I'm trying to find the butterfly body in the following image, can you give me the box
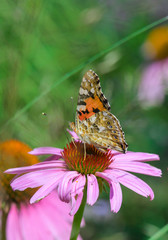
[70,70,128,153]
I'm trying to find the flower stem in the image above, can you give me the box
[1,208,8,240]
[70,187,87,240]
[148,224,168,240]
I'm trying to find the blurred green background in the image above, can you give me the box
[0,0,168,239]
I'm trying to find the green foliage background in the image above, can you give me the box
[0,0,168,239]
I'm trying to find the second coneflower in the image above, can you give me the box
[139,25,168,107]
[5,131,161,239]
[1,139,82,240]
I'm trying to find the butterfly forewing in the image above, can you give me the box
[77,70,111,121]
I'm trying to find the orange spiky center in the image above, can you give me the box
[62,141,112,175]
[0,140,38,207]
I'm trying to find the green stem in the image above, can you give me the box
[1,208,8,240]
[70,187,87,240]
[148,224,168,240]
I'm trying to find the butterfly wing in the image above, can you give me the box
[76,69,111,121]
[84,111,128,153]
[70,69,128,153]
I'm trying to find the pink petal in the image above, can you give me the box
[5,160,66,175]
[19,204,52,240]
[109,181,122,213]
[138,62,165,106]
[29,147,63,156]
[70,174,86,215]
[97,171,123,213]
[113,151,160,162]
[36,192,73,239]
[11,169,65,191]
[6,204,22,240]
[105,169,154,200]
[57,171,80,203]
[110,161,162,176]
[87,174,99,206]
[108,150,122,157]
[71,175,86,196]
[67,129,79,140]
[30,172,65,203]
[96,172,117,183]
[7,191,83,240]
[19,204,40,240]
[44,155,61,161]
[70,192,84,216]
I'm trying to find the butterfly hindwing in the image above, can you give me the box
[77,111,127,153]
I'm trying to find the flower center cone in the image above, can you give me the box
[62,141,112,175]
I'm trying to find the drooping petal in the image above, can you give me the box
[105,169,154,200]
[110,161,162,176]
[57,171,80,203]
[113,151,160,162]
[70,192,84,216]
[98,171,123,213]
[71,174,86,197]
[29,147,63,156]
[70,174,86,215]
[5,160,66,175]
[6,204,22,240]
[109,181,122,213]
[87,174,99,206]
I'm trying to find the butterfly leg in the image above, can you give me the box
[71,137,77,148]
[83,142,86,161]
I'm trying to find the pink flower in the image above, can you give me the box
[138,59,168,107]
[1,140,82,240]
[5,135,162,216]
[139,26,168,107]
[6,192,82,240]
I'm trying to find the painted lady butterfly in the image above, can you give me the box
[70,69,128,153]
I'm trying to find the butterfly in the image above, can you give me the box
[70,69,128,153]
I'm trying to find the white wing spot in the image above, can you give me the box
[79,88,88,95]
[98,126,106,132]
[90,88,95,93]
[89,115,97,123]
[87,72,94,79]
[77,105,85,111]
[103,112,108,116]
